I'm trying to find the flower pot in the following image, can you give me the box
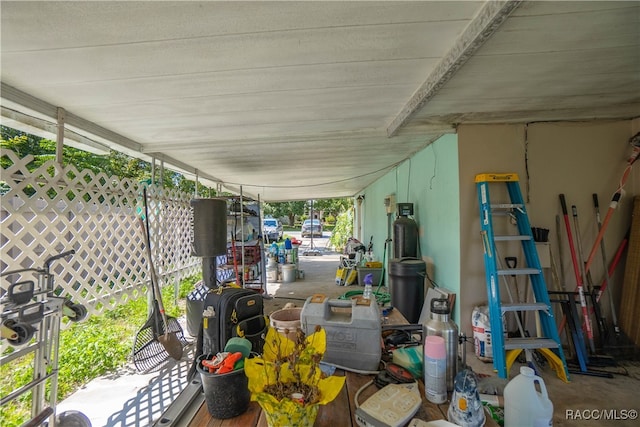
[256,395,319,427]
[269,307,302,341]
[197,354,250,419]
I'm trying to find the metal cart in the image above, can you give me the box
[1,250,89,426]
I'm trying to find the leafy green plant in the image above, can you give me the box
[329,208,353,252]
[177,274,201,299]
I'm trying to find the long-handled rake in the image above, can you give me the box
[133,188,187,372]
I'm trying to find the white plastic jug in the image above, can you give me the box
[504,366,553,427]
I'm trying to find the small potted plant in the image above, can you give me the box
[244,325,345,426]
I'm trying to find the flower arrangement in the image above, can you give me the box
[244,325,345,426]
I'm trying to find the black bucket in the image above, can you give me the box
[197,354,250,419]
[389,257,426,323]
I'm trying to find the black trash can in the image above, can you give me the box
[389,257,426,323]
[186,283,209,337]
[197,354,250,419]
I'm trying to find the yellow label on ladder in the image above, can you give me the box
[475,173,519,183]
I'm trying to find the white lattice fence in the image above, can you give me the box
[1,149,200,325]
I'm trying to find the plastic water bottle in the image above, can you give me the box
[363,273,373,300]
[504,366,553,427]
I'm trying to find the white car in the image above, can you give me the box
[263,218,283,241]
[301,219,322,238]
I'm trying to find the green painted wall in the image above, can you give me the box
[359,134,461,322]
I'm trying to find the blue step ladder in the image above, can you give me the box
[476,173,569,382]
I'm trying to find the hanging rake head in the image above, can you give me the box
[132,302,189,373]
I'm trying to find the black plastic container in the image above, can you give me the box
[185,284,209,337]
[393,216,418,258]
[190,198,227,257]
[389,257,426,323]
[197,354,250,419]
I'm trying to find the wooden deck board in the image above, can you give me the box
[316,370,351,426]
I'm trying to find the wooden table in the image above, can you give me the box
[181,307,499,427]
[186,368,499,426]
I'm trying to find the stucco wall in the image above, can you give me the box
[359,119,638,340]
[457,120,638,338]
[358,134,461,321]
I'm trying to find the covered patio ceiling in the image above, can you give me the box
[1,1,638,201]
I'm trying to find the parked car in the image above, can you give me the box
[263,218,283,241]
[301,219,322,238]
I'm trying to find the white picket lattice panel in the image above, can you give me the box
[1,149,200,344]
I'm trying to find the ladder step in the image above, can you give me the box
[490,203,524,210]
[495,235,531,241]
[501,302,549,313]
[497,268,540,275]
[504,337,559,351]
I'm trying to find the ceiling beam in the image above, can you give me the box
[1,106,110,155]
[143,124,455,151]
[1,83,222,186]
[386,0,523,137]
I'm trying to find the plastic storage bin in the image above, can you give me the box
[300,295,381,371]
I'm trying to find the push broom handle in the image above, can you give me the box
[592,193,619,334]
[584,139,638,274]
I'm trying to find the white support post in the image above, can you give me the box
[56,107,65,165]
[151,156,156,185]
[194,170,199,198]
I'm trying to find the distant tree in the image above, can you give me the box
[314,198,351,217]
[1,126,214,195]
[263,198,352,227]
[305,198,352,222]
[263,201,306,225]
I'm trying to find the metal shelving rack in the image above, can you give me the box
[218,191,266,294]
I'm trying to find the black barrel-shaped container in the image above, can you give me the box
[185,284,209,337]
[389,257,426,323]
[393,216,418,258]
[190,198,227,257]
[197,354,250,419]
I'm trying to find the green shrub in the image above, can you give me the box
[329,208,353,252]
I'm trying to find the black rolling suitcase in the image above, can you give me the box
[188,287,267,380]
[201,287,267,355]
